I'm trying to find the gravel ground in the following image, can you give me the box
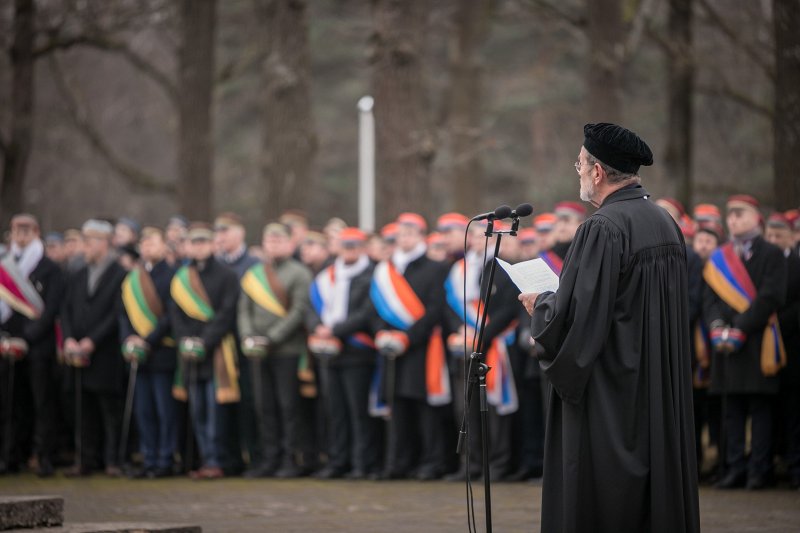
[1,474,799,532]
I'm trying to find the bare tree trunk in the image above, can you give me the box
[370,0,435,224]
[0,0,35,226]
[664,0,694,206]
[444,0,494,215]
[773,0,800,210]
[586,0,623,123]
[258,0,317,220]
[177,0,216,221]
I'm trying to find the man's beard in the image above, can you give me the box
[579,178,594,202]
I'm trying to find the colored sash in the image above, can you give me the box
[122,266,173,343]
[693,321,711,388]
[539,250,563,276]
[241,263,288,317]
[703,243,786,376]
[445,259,518,415]
[370,261,451,407]
[170,266,239,403]
[310,265,376,350]
[0,255,44,320]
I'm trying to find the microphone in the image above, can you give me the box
[511,203,534,218]
[472,205,512,221]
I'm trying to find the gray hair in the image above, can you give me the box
[585,151,641,185]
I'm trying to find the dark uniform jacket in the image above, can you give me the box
[704,236,787,395]
[1,255,64,362]
[306,262,377,367]
[374,254,448,401]
[169,257,239,382]
[119,260,177,374]
[778,251,800,389]
[61,259,127,393]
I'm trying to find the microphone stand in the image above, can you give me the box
[456,217,519,533]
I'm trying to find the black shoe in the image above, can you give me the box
[444,467,481,482]
[345,469,366,480]
[504,466,543,482]
[244,464,276,479]
[127,467,149,479]
[415,468,443,481]
[376,469,407,481]
[148,467,173,479]
[313,466,347,479]
[274,465,304,479]
[36,458,55,478]
[64,464,92,478]
[716,469,746,489]
[746,474,774,490]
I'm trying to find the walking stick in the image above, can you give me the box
[3,359,15,469]
[185,361,198,473]
[74,366,83,472]
[118,361,139,468]
[385,354,396,417]
[251,357,264,446]
[717,332,731,481]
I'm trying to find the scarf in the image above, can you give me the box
[0,239,44,323]
[391,242,427,275]
[320,254,370,327]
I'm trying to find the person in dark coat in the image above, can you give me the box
[119,227,178,478]
[170,223,241,480]
[0,214,64,477]
[307,228,381,479]
[520,123,700,532]
[61,219,127,477]
[371,213,450,481]
[764,212,800,489]
[704,195,787,490]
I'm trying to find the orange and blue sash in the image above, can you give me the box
[539,250,563,276]
[445,259,518,415]
[693,321,711,388]
[371,261,451,407]
[703,243,786,376]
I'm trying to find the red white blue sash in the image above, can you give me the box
[703,243,786,376]
[371,261,450,406]
[539,250,563,276]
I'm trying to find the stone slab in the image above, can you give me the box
[0,496,63,530]
[9,524,200,533]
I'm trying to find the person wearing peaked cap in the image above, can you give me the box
[703,194,788,490]
[552,201,587,261]
[306,227,381,480]
[61,218,128,477]
[299,231,331,275]
[520,123,699,531]
[44,232,66,266]
[785,209,800,254]
[694,204,722,224]
[518,227,540,260]
[371,211,450,481]
[425,232,448,262]
[237,222,314,479]
[436,213,469,264]
[694,222,725,261]
[279,210,309,256]
[764,213,800,490]
[114,217,140,249]
[63,229,86,273]
[0,214,65,477]
[533,213,558,252]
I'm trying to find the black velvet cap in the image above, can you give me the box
[583,123,654,174]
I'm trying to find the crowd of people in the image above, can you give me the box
[0,194,797,490]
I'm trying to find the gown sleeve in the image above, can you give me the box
[530,216,623,404]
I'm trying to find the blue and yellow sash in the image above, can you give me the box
[170,266,240,403]
[703,243,786,376]
[445,259,518,415]
[371,261,450,407]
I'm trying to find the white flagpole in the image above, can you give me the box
[358,96,376,233]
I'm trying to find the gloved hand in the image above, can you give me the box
[241,336,269,358]
[122,335,149,364]
[307,334,341,357]
[179,337,206,361]
[375,330,409,358]
[0,337,28,361]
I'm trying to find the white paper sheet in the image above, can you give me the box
[496,257,559,294]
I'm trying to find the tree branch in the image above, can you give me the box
[523,0,585,29]
[48,54,176,195]
[696,0,774,80]
[695,83,773,118]
[35,34,179,104]
[621,0,658,63]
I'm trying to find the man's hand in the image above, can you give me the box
[518,292,540,316]
[314,325,333,338]
[78,337,95,356]
[64,338,80,354]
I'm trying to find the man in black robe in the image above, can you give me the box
[519,123,700,532]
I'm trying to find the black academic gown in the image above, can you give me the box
[530,186,700,533]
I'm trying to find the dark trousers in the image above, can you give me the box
[0,359,33,468]
[254,355,300,469]
[237,355,259,466]
[385,396,448,475]
[319,363,380,473]
[80,389,122,469]
[693,387,720,471]
[725,394,773,479]
[513,373,544,473]
[189,377,220,468]
[779,388,800,476]
[134,371,177,470]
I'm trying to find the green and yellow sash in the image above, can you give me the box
[122,266,174,346]
[170,265,239,404]
[241,263,288,317]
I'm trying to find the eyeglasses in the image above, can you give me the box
[574,160,589,174]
